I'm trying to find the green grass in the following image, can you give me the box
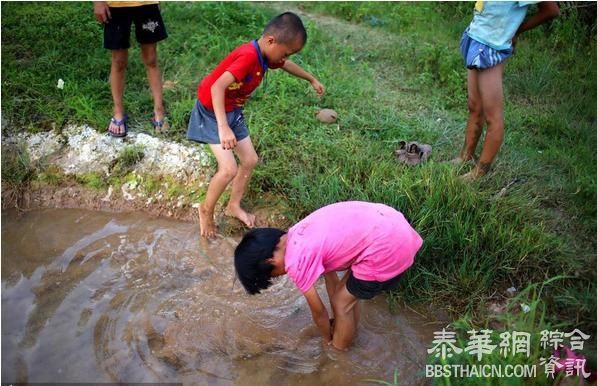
[1,1,595,340]
[37,165,65,186]
[74,172,107,191]
[1,144,36,186]
[110,144,145,177]
[1,142,37,209]
[426,278,577,386]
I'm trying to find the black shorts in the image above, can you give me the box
[346,270,403,300]
[103,4,168,50]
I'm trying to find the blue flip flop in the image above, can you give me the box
[108,115,128,138]
[151,113,169,133]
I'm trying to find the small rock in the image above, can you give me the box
[315,109,338,123]
[163,80,177,89]
[121,184,134,201]
[488,302,506,315]
[101,185,114,202]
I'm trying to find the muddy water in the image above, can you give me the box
[2,208,442,385]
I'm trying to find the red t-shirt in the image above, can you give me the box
[197,41,284,112]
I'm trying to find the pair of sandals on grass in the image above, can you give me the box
[395,140,432,165]
[107,113,168,138]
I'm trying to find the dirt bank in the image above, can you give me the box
[1,125,291,232]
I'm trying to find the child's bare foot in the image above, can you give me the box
[198,202,216,238]
[459,163,490,181]
[225,204,256,228]
[448,155,474,166]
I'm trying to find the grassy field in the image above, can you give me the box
[2,2,596,377]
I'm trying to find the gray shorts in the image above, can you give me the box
[187,100,249,144]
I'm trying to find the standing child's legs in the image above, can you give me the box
[199,137,258,237]
[457,69,484,162]
[330,273,360,350]
[109,49,128,135]
[199,146,238,238]
[463,63,505,179]
[324,271,360,339]
[225,137,258,228]
[140,43,166,123]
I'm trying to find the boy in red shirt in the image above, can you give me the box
[188,12,325,238]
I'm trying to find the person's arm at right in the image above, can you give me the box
[303,286,332,344]
[93,1,111,23]
[514,2,559,42]
[281,60,325,97]
[210,71,237,150]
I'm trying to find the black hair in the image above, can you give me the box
[263,12,307,46]
[234,228,286,295]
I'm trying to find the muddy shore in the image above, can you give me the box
[2,125,291,232]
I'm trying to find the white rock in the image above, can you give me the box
[102,186,114,202]
[24,131,63,163]
[121,183,135,201]
[6,125,213,188]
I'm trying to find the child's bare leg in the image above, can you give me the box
[330,274,359,350]
[225,137,258,228]
[455,69,484,163]
[353,300,361,326]
[109,49,128,134]
[141,43,165,122]
[200,145,238,238]
[464,63,505,179]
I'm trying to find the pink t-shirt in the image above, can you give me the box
[284,201,423,293]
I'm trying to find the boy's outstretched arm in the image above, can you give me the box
[281,60,325,97]
[513,2,559,43]
[303,286,332,344]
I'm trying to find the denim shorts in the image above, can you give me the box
[187,100,249,144]
[460,31,513,70]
